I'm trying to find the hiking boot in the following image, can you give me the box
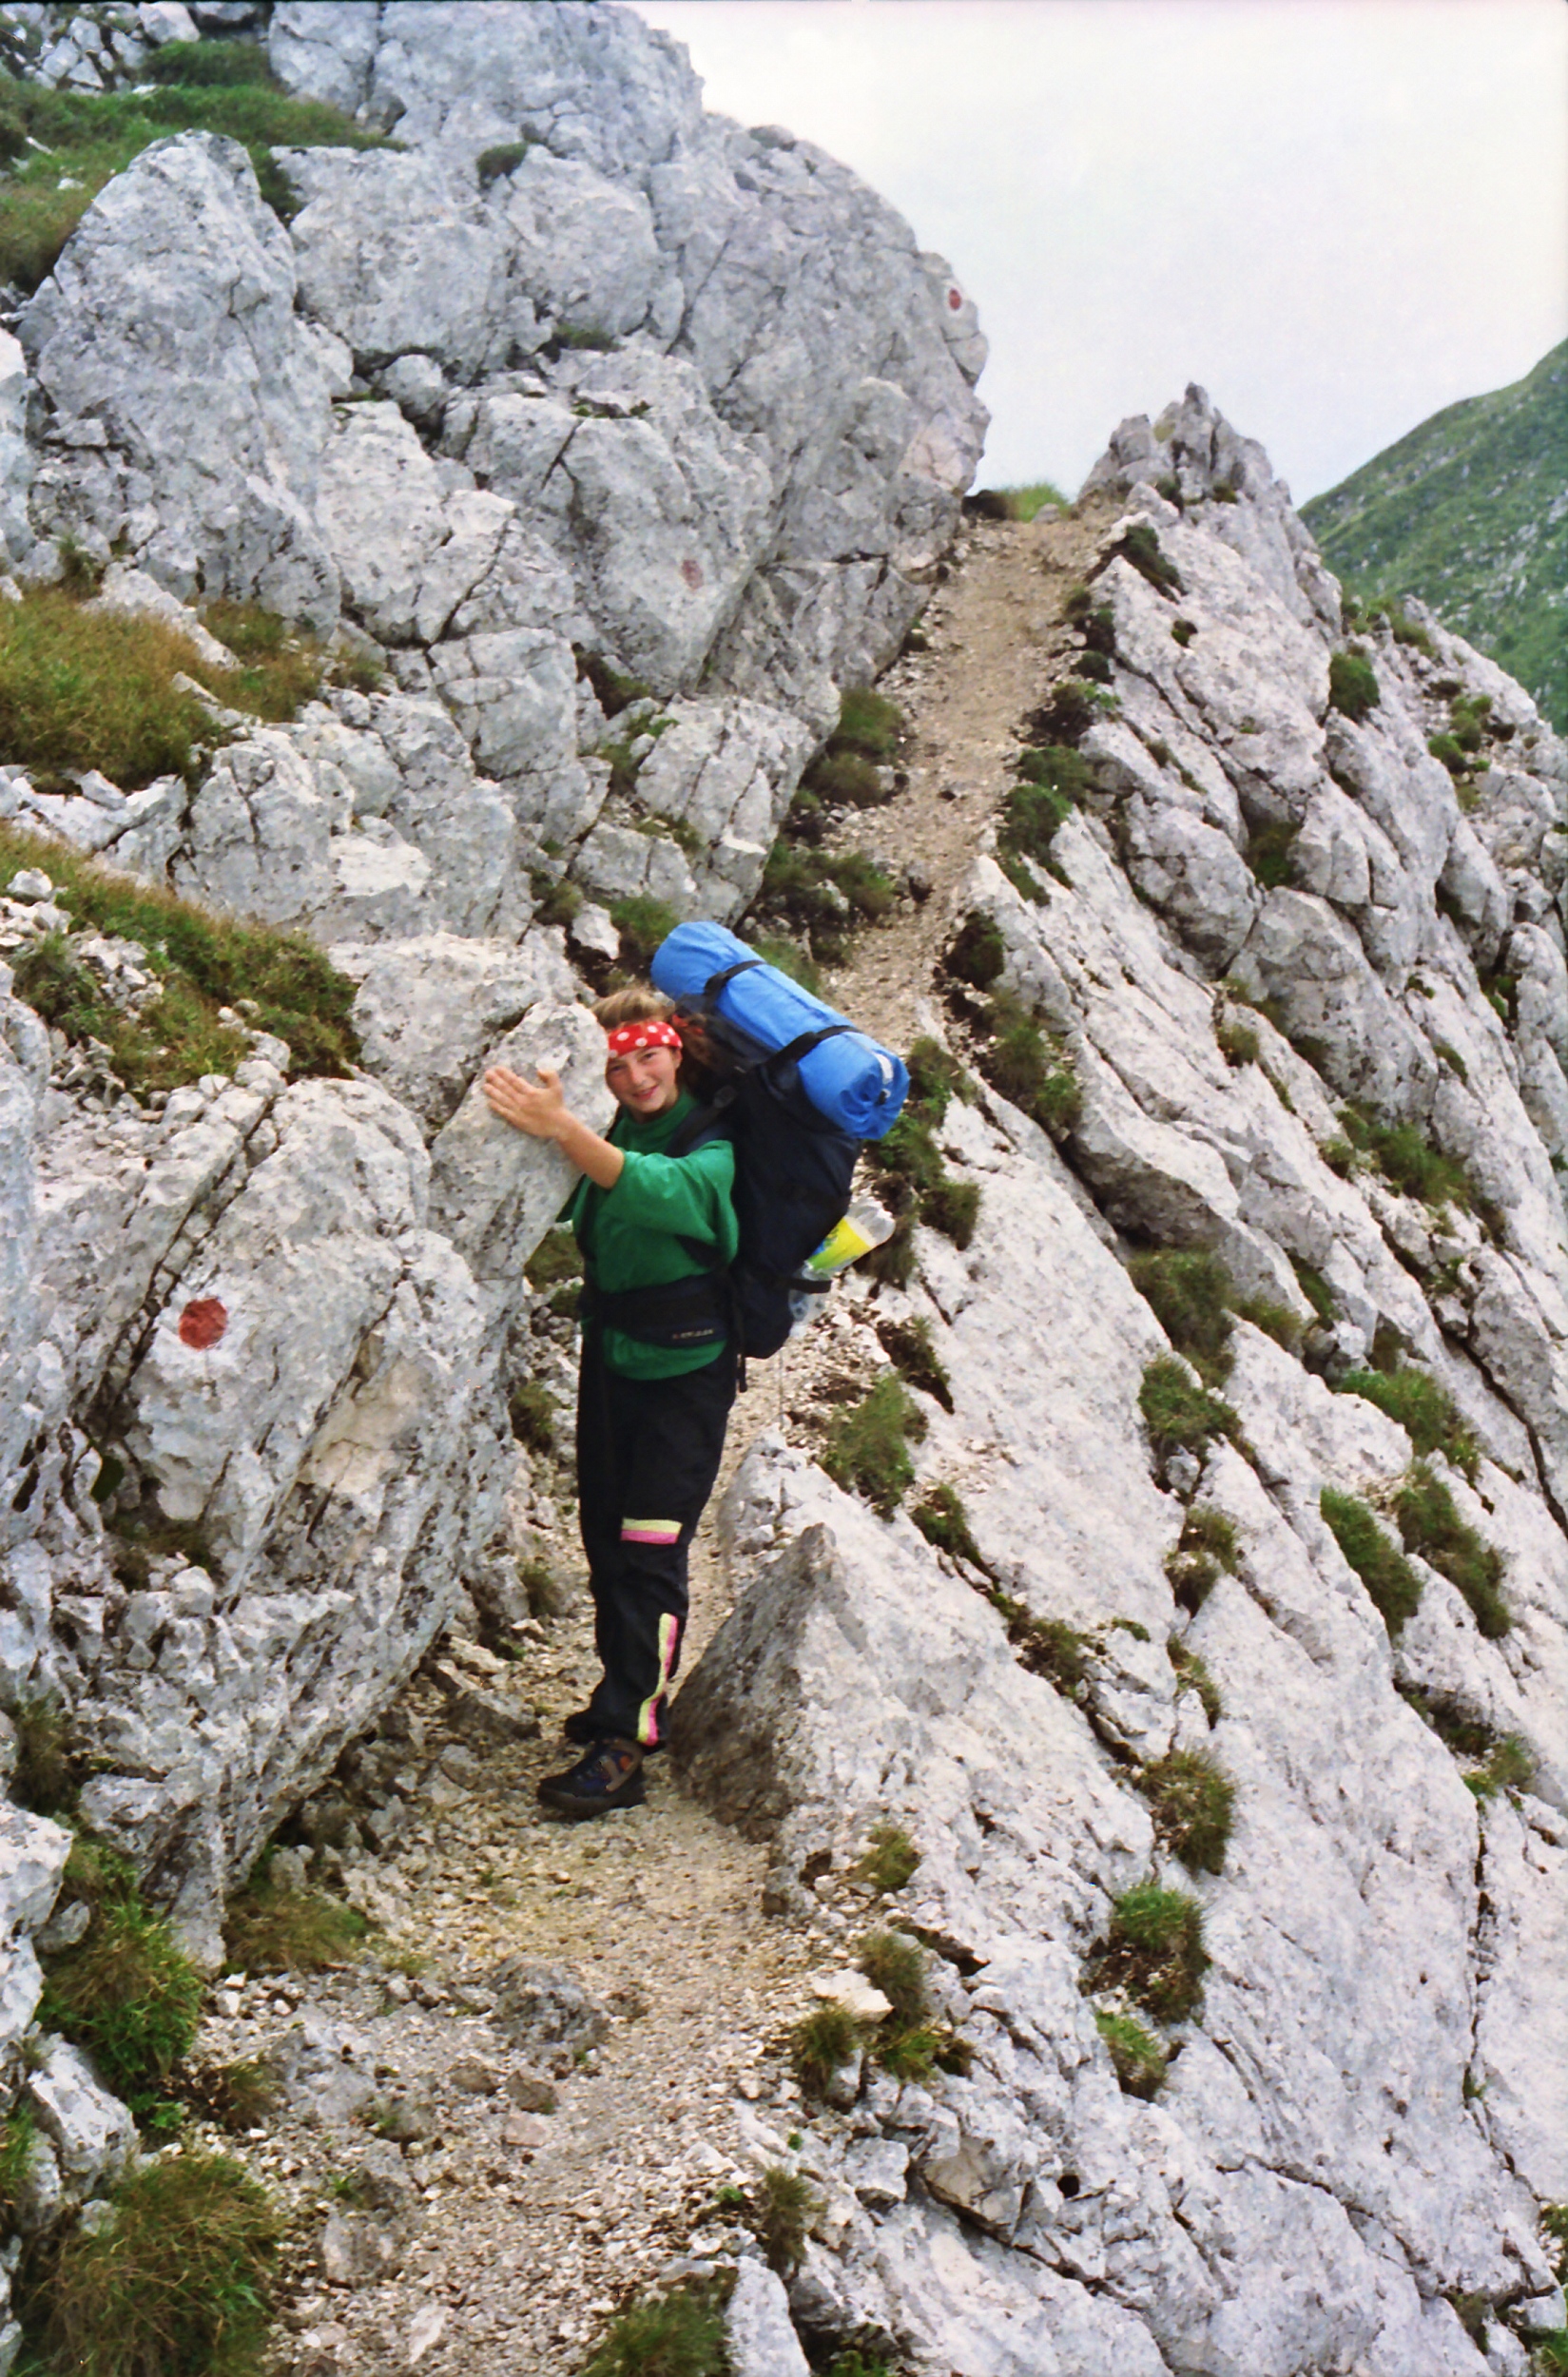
[536,1738,646,1820]
[562,1708,666,1754]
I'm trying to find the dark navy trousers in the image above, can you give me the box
[574,1336,736,1747]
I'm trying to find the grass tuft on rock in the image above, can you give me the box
[508,1380,556,1455]
[1327,649,1380,722]
[751,2166,818,2275]
[10,1692,78,1817]
[1140,1749,1235,1873]
[580,2277,731,2377]
[822,1378,928,1517]
[1334,1368,1479,1478]
[1128,1249,1239,1386]
[1139,1357,1241,1458]
[875,1315,954,1411]
[177,2058,283,2133]
[38,1845,203,2110]
[222,1862,367,1976]
[863,1052,982,1274]
[0,65,389,288]
[1112,521,1183,596]
[855,1823,921,1895]
[609,895,682,972]
[859,1930,929,2030]
[1335,1102,1476,1213]
[973,989,1081,1137]
[1089,1884,1209,2024]
[1094,2008,1170,2098]
[1216,1013,1261,1067]
[789,2003,861,2097]
[1,822,358,1093]
[1165,1504,1241,1614]
[0,2101,37,2224]
[945,910,1006,991]
[1393,1464,1510,1636]
[1320,1487,1423,1633]
[1011,1613,1091,1692]
[910,1482,987,1571]
[1168,1641,1224,1726]
[25,2148,282,2377]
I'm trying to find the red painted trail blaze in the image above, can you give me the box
[948,286,962,309]
[178,1297,228,1349]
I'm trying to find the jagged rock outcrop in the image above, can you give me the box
[0,11,1563,2374]
[0,0,983,1970]
[677,399,1568,2370]
[13,0,986,933]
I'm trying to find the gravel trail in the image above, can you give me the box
[213,512,1093,2377]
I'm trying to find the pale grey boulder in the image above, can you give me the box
[624,696,818,918]
[332,928,581,1136]
[493,148,674,344]
[286,147,508,377]
[21,134,338,623]
[0,331,35,567]
[1084,382,1340,634]
[26,2037,139,2202]
[726,2258,811,2377]
[171,690,532,943]
[454,347,775,697]
[271,0,705,175]
[428,995,610,1313]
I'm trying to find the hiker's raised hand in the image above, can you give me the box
[484,1063,569,1140]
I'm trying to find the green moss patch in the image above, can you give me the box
[1334,1367,1479,1478]
[0,62,389,288]
[1,822,358,1093]
[1393,1463,1510,1636]
[822,1377,928,1517]
[1139,1748,1235,1873]
[1094,2007,1169,2098]
[1320,1486,1423,1633]
[1139,1357,1241,1459]
[1087,1884,1209,2024]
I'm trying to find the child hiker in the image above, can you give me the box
[482,988,739,1819]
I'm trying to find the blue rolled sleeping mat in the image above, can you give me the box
[649,920,908,1141]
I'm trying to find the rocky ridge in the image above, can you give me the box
[0,8,1562,2377]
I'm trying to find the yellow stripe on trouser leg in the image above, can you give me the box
[637,1611,681,1747]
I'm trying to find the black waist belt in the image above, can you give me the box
[580,1268,730,1350]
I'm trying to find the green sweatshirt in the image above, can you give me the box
[569,1090,739,1379]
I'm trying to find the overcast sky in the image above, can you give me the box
[624,0,1568,506]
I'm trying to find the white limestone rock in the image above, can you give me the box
[427,996,610,1318]
[726,2258,811,2377]
[332,928,581,1136]
[26,2037,139,2201]
[20,133,337,623]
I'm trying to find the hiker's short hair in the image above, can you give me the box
[593,985,674,1031]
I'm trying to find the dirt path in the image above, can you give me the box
[218,512,1094,2377]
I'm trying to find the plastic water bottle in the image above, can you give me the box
[786,1201,898,1335]
[803,1199,898,1277]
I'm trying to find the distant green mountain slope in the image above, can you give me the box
[1302,342,1567,730]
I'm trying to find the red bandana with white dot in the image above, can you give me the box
[606,1019,682,1054]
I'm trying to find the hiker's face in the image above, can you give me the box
[606,1043,680,1116]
